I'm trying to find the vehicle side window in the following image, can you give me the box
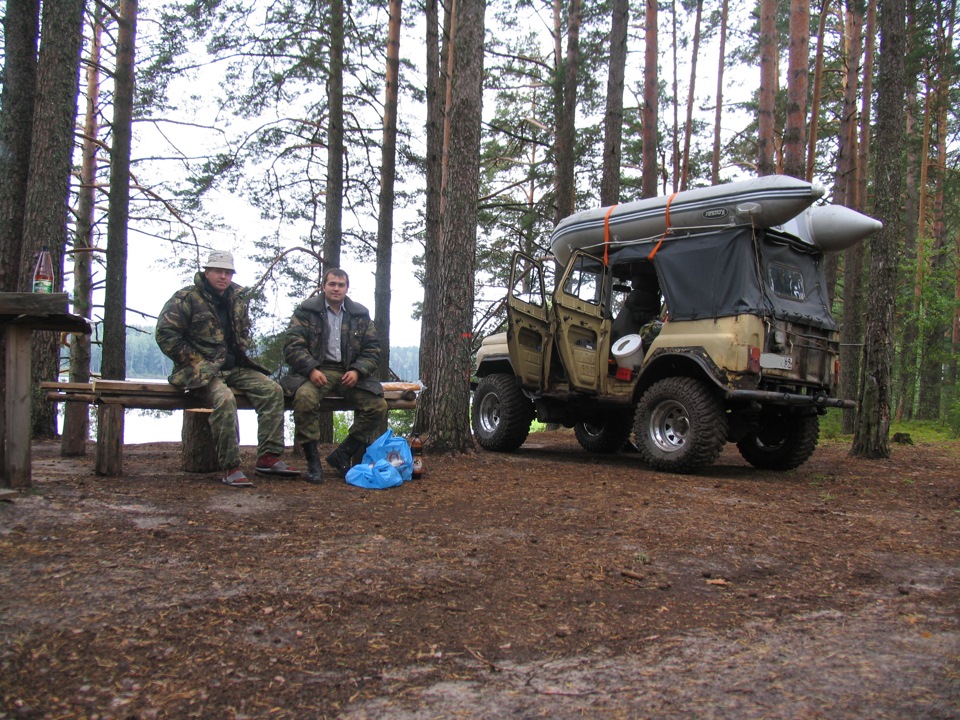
[511,255,545,307]
[562,255,603,305]
[768,263,805,301]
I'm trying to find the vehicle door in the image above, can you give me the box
[554,251,607,393]
[506,252,551,389]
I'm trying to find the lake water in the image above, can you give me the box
[58,407,320,446]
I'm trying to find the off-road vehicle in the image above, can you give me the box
[471,176,881,473]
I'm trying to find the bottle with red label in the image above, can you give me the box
[410,433,424,479]
[32,247,54,293]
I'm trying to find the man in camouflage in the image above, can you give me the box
[156,250,298,487]
[283,268,388,484]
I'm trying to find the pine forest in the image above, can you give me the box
[0,0,958,452]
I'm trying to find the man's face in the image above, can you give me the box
[323,274,348,304]
[204,267,234,294]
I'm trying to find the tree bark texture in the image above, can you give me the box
[679,0,702,191]
[181,411,219,473]
[62,7,104,457]
[553,0,581,224]
[415,0,445,435]
[851,0,906,458]
[323,0,344,275]
[599,0,627,207]
[375,0,402,379]
[806,0,831,181]
[783,0,810,179]
[757,0,778,176]
[21,0,85,438]
[711,0,728,185]
[0,0,40,471]
[0,0,40,294]
[422,0,486,453]
[641,0,659,198]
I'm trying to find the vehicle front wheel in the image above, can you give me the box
[574,411,634,454]
[472,374,535,452]
[736,411,819,470]
[634,377,727,473]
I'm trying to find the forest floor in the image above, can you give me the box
[1,431,959,719]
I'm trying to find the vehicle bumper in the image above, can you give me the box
[726,389,855,410]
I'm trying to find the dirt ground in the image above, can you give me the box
[1,431,958,720]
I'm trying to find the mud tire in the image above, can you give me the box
[472,374,535,452]
[634,377,728,473]
[736,411,819,471]
[574,412,634,454]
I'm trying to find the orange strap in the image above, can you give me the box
[647,191,678,261]
[603,204,618,265]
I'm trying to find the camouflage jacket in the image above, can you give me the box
[155,272,269,389]
[282,294,383,396]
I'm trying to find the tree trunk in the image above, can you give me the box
[375,0,403,379]
[600,0,628,207]
[895,3,921,420]
[0,0,39,293]
[851,0,906,459]
[323,0,344,275]
[679,0,702,191]
[63,6,104,457]
[670,1,680,190]
[711,0,729,185]
[21,0,86,439]
[757,0,778,176]
[553,0,582,224]
[0,0,40,472]
[422,0,486,453]
[641,0,659,198]
[783,0,810,179]
[415,0,446,435]
[806,0,830,181]
[97,0,137,476]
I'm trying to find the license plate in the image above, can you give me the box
[760,353,793,370]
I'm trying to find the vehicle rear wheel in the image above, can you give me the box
[574,412,633,454]
[634,377,727,473]
[736,411,819,470]
[471,374,535,452]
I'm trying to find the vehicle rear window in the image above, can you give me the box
[768,263,805,300]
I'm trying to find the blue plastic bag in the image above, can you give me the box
[360,429,414,482]
[345,459,404,489]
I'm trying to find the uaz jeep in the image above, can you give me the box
[471,177,881,473]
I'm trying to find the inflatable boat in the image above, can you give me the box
[549,176,881,264]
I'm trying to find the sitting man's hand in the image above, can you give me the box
[309,368,328,387]
[341,370,359,388]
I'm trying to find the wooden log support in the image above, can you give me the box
[181,410,219,473]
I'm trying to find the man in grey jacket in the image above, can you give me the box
[283,268,388,484]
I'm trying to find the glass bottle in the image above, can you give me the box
[32,247,54,293]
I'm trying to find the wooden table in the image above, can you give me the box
[1,292,90,488]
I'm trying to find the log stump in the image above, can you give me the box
[181,409,219,473]
[94,405,124,476]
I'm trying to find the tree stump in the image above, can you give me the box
[181,409,219,473]
[94,405,124,476]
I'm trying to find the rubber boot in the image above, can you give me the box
[326,435,364,478]
[302,441,324,485]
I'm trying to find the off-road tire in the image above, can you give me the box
[574,412,634,454]
[472,374,535,452]
[736,411,819,471]
[634,377,728,473]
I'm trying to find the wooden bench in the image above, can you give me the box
[42,379,421,476]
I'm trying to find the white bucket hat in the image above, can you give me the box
[204,250,235,272]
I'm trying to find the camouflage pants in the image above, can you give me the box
[292,366,388,445]
[196,367,286,470]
